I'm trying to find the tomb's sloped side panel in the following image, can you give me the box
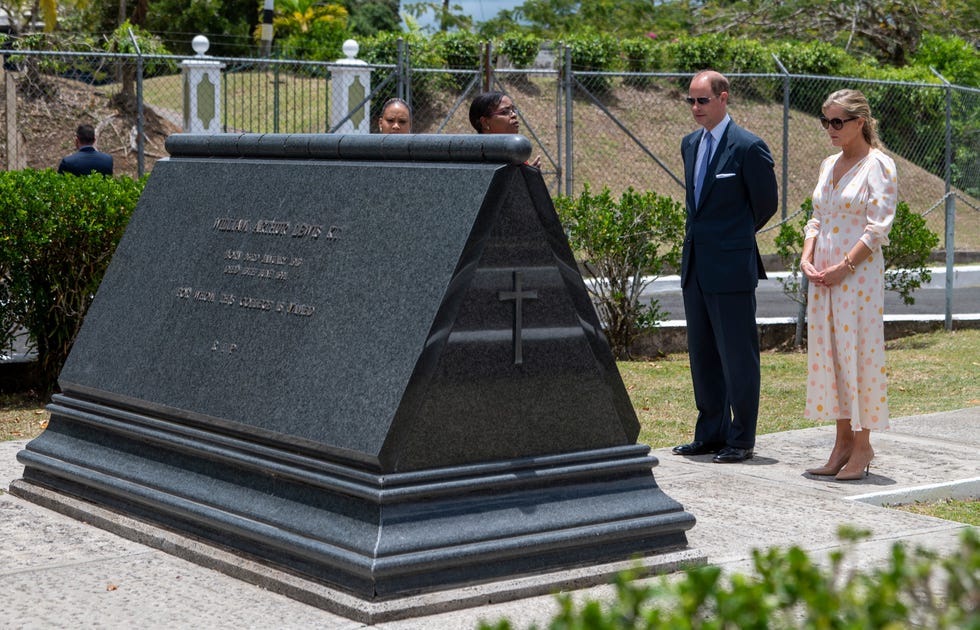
[57,158,503,464]
[384,167,641,471]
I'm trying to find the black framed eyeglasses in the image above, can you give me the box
[819,115,859,130]
[685,96,713,106]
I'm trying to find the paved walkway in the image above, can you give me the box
[2,408,978,629]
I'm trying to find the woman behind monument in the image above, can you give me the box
[378,98,412,134]
[468,91,541,168]
[800,89,897,481]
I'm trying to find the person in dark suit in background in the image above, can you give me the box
[58,124,113,176]
[672,70,778,464]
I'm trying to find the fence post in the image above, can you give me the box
[772,55,807,347]
[405,38,412,109]
[3,64,26,170]
[772,54,790,221]
[128,28,145,177]
[564,45,573,196]
[554,44,562,192]
[396,37,406,102]
[931,67,955,331]
[273,63,280,133]
[482,41,492,93]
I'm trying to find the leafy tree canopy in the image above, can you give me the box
[343,0,400,37]
[144,0,257,55]
[501,0,692,39]
[476,0,978,68]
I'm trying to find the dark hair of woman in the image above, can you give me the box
[468,91,505,133]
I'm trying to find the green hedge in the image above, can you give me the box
[498,31,542,70]
[0,169,145,394]
[562,32,621,93]
[431,30,483,90]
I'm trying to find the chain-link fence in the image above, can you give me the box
[563,66,980,260]
[2,45,978,260]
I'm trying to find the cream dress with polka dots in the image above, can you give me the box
[804,148,897,431]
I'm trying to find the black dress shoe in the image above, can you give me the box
[672,441,724,456]
[712,447,754,463]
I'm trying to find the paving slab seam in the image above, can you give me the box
[0,549,163,578]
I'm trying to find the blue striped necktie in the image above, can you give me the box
[695,131,713,204]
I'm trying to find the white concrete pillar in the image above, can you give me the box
[180,35,225,134]
[330,39,371,134]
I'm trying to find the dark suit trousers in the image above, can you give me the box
[682,273,761,449]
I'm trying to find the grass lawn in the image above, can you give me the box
[890,498,980,526]
[622,327,980,448]
[3,328,978,445]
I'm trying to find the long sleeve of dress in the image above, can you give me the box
[857,154,898,251]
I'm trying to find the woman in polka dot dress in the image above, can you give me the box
[799,89,897,481]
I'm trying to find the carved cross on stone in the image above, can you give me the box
[498,270,538,365]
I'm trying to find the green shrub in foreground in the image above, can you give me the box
[0,169,145,394]
[480,526,980,629]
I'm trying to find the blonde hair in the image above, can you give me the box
[822,89,882,149]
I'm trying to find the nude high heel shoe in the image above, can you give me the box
[835,451,874,481]
[806,451,851,476]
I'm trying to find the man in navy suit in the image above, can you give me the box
[58,124,113,176]
[673,70,778,463]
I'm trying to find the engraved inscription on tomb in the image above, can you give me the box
[174,217,342,351]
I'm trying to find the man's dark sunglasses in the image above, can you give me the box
[819,115,859,130]
[685,96,713,105]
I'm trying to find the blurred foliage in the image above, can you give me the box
[480,527,980,629]
[250,0,348,61]
[402,1,474,34]
[142,0,256,56]
[620,36,664,89]
[913,33,980,87]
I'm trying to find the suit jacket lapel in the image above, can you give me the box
[685,135,699,214]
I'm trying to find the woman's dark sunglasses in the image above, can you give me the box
[819,115,859,130]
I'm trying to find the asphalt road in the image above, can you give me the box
[639,266,980,321]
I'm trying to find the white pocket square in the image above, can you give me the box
[716,172,736,179]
